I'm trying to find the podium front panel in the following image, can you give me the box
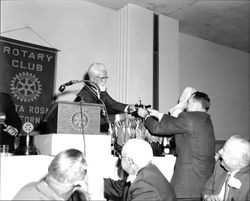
[45,101,102,134]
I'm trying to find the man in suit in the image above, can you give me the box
[75,63,135,132]
[202,135,250,201]
[138,91,215,199]
[0,92,22,152]
[118,138,176,201]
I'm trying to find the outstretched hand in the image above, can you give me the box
[137,108,149,118]
[147,108,161,119]
[127,105,136,113]
[4,125,18,137]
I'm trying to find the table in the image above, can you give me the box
[0,155,54,200]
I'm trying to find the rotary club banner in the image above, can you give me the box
[0,36,58,134]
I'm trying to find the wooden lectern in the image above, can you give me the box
[42,101,102,134]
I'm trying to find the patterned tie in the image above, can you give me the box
[223,173,231,201]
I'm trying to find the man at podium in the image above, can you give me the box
[74,63,135,132]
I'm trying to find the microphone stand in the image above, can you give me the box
[83,84,111,133]
[79,96,86,158]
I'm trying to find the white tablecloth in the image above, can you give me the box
[0,155,54,200]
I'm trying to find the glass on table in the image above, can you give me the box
[0,144,11,157]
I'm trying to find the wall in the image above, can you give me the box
[1,1,249,141]
[116,4,179,111]
[117,4,154,105]
[179,33,250,140]
[159,14,179,113]
[1,0,117,101]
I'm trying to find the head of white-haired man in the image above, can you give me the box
[88,62,109,92]
[120,139,153,175]
[218,135,250,173]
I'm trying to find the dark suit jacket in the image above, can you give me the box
[104,177,130,201]
[75,85,127,131]
[202,161,250,201]
[0,92,22,152]
[144,111,215,198]
[75,84,127,114]
[127,163,176,201]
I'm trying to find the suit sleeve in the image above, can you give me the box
[144,112,189,136]
[103,178,127,200]
[101,91,127,114]
[129,180,162,201]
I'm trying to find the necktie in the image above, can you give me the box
[223,173,231,201]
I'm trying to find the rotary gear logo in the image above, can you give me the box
[10,72,42,102]
[71,111,89,133]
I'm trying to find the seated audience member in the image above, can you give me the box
[74,63,135,132]
[104,139,176,201]
[13,149,89,201]
[202,135,250,201]
[138,91,215,199]
[0,92,22,152]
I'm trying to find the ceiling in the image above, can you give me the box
[86,0,250,53]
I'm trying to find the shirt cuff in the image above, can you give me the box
[124,105,129,112]
[158,113,164,121]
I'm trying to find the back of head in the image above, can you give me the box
[122,139,153,169]
[88,62,106,79]
[225,135,250,168]
[192,91,210,111]
[48,149,87,184]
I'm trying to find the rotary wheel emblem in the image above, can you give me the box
[10,72,42,102]
[71,111,89,132]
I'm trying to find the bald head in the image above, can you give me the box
[121,139,153,175]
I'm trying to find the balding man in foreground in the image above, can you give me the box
[202,135,250,201]
[120,139,176,201]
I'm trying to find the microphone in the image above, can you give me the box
[59,80,100,93]
[0,112,7,127]
[59,80,82,92]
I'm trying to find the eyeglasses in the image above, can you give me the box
[95,76,109,81]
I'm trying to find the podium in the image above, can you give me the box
[42,101,102,134]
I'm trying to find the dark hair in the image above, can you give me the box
[192,91,210,111]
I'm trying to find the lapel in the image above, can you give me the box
[85,85,100,102]
[214,164,228,194]
[227,165,250,201]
